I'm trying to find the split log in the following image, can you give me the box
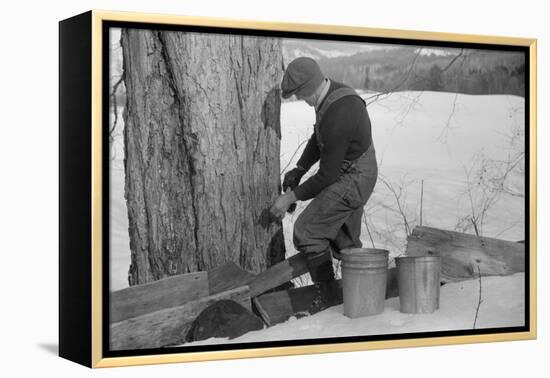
[248,253,309,297]
[209,253,311,298]
[209,261,256,295]
[110,271,208,323]
[406,226,525,282]
[253,267,399,326]
[110,286,250,350]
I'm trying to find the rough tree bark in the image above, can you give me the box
[121,29,285,286]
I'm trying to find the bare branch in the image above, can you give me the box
[441,49,464,73]
[457,152,507,236]
[280,138,309,175]
[436,51,470,143]
[394,91,425,128]
[364,48,423,106]
[379,175,412,236]
[362,212,377,248]
[392,49,469,94]
[473,265,483,329]
[437,92,460,143]
[471,218,480,237]
[419,179,424,226]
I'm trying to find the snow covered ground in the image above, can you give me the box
[183,272,525,346]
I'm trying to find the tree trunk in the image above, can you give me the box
[121,29,285,286]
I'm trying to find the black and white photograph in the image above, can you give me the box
[106,22,529,353]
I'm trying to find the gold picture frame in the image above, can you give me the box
[59,9,537,368]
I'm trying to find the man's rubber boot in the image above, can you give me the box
[305,250,339,314]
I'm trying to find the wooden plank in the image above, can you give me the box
[406,226,525,282]
[254,268,399,326]
[110,286,251,351]
[109,271,208,324]
[208,261,256,295]
[248,253,309,297]
[209,254,309,299]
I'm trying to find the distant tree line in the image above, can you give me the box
[317,47,525,97]
[112,44,526,112]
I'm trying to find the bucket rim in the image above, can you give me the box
[340,248,389,256]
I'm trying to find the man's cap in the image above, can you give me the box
[281,57,325,99]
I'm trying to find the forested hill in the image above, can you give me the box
[285,45,525,97]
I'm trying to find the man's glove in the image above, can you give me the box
[283,166,306,192]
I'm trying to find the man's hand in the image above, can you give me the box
[270,190,297,219]
[282,167,306,192]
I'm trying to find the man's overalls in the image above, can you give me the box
[293,88,378,264]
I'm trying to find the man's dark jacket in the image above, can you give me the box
[294,80,373,201]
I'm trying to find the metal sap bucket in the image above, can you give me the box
[341,248,389,318]
[396,255,441,313]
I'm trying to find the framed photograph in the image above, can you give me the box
[59,10,537,368]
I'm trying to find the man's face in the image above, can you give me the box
[296,91,316,107]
